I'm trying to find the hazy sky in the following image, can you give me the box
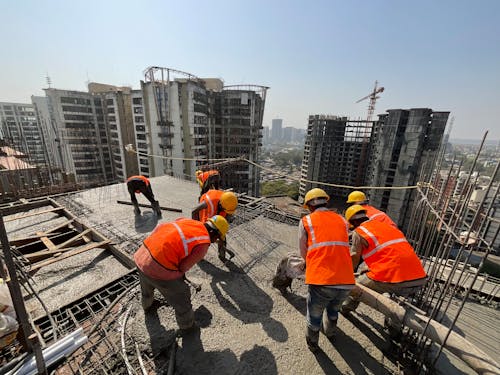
[1,0,499,140]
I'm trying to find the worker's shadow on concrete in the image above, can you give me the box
[347,312,389,349]
[281,290,307,316]
[144,307,177,374]
[331,328,392,375]
[134,212,159,233]
[310,349,344,375]
[197,259,288,343]
[178,329,278,374]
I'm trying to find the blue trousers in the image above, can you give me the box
[306,285,352,331]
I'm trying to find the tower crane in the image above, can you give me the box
[356,81,385,122]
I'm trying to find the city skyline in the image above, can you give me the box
[1,0,499,140]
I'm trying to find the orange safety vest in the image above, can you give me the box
[198,190,227,223]
[143,218,210,271]
[302,210,355,286]
[197,170,219,187]
[363,204,397,228]
[127,175,150,186]
[355,220,426,283]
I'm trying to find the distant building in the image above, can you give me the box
[291,127,305,144]
[211,85,267,196]
[283,126,293,143]
[0,102,47,166]
[88,82,140,180]
[271,119,283,141]
[263,126,270,144]
[299,115,375,205]
[40,88,115,188]
[141,68,268,196]
[140,74,213,179]
[367,108,449,229]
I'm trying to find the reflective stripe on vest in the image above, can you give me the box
[143,219,210,270]
[199,190,223,222]
[305,215,349,250]
[355,220,426,283]
[302,210,354,285]
[358,224,408,259]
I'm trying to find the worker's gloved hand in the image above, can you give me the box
[358,262,369,274]
[217,241,235,263]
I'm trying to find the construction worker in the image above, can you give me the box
[196,169,221,197]
[134,215,229,333]
[299,188,355,352]
[126,175,161,217]
[342,205,427,314]
[346,190,397,227]
[192,190,238,262]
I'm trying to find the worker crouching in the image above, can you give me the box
[134,215,229,334]
[126,175,161,217]
[299,188,355,352]
[342,205,427,314]
[346,190,397,228]
[192,190,238,263]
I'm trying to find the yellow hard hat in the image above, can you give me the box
[346,191,367,204]
[345,204,367,222]
[207,215,229,240]
[195,170,203,177]
[303,188,329,208]
[220,192,238,214]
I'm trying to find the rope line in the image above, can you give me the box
[127,146,424,191]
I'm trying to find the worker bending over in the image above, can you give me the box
[196,169,221,197]
[299,188,355,352]
[126,175,161,217]
[342,205,427,314]
[134,215,229,333]
[192,190,238,263]
[346,190,397,227]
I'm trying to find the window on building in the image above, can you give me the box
[132,98,142,105]
[135,116,144,123]
[133,107,143,114]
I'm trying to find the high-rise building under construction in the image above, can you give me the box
[299,115,375,205]
[367,108,449,229]
[300,109,449,227]
[142,67,268,196]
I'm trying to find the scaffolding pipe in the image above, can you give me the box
[354,284,500,375]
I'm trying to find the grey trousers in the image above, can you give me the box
[138,270,195,329]
[343,273,427,311]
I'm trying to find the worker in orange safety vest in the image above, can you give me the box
[134,215,229,334]
[195,170,221,197]
[346,190,397,228]
[299,188,355,352]
[192,190,238,262]
[126,175,161,217]
[341,205,427,314]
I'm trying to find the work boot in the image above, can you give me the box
[306,327,319,353]
[133,203,141,216]
[153,201,162,217]
[321,312,337,338]
[176,322,199,337]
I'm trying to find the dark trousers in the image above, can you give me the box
[137,270,194,329]
[127,180,156,205]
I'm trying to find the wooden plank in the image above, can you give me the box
[116,200,182,213]
[28,240,111,273]
[40,219,75,235]
[36,233,57,251]
[3,207,64,222]
[24,229,92,261]
[0,199,53,216]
